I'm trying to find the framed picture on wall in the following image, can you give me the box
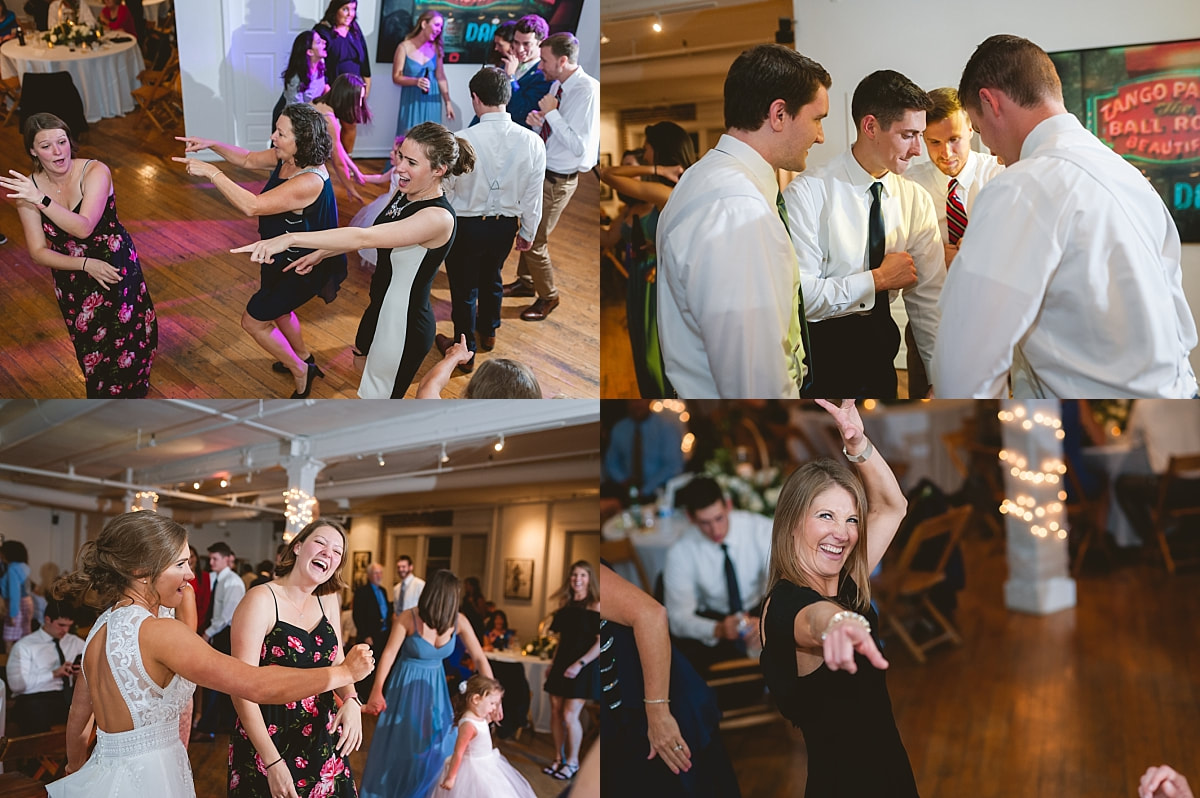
[352,551,371,589]
[504,558,533,600]
[1049,37,1200,242]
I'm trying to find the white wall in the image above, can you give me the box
[180,0,599,158]
[793,0,1200,378]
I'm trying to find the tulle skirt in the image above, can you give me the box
[47,720,194,798]
[428,749,536,798]
[349,190,396,267]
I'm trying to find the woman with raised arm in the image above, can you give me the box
[759,399,917,798]
[47,511,373,798]
[228,519,362,798]
[360,569,493,798]
[174,103,347,398]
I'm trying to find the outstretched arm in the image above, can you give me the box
[814,399,907,572]
[175,136,278,171]
[232,206,453,262]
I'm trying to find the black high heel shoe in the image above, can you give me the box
[273,353,324,378]
[290,362,322,399]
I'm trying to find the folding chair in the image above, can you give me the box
[1150,453,1200,574]
[131,50,180,131]
[0,730,68,781]
[0,76,21,125]
[599,537,651,594]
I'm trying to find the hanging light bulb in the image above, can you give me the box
[440,442,450,465]
[494,434,505,453]
[652,12,663,32]
[219,478,228,488]
[193,481,200,490]
[377,453,386,467]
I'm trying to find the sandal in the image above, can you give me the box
[551,762,579,780]
[542,760,562,776]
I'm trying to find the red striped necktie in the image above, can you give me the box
[540,85,563,143]
[946,178,967,245]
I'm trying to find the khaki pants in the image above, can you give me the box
[516,172,578,299]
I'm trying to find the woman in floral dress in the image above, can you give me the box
[0,113,156,397]
[228,519,362,798]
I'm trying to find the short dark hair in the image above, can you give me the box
[958,34,1063,112]
[494,20,517,43]
[1,540,28,564]
[469,66,512,107]
[514,14,548,42]
[280,103,333,168]
[397,554,413,565]
[724,44,830,133]
[680,477,725,515]
[851,70,932,131]
[207,541,235,558]
[44,597,74,624]
[926,87,965,125]
[542,32,578,63]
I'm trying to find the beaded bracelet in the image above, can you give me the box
[265,756,284,770]
[643,698,670,704]
[820,610,871,642]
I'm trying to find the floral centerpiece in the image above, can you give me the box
[520,635,557,660]
[42,20,103,48]
[701,447,784,516]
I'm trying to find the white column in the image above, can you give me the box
[998,400,1076,615]
[283,448,324,541]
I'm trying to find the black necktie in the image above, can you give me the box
[53,637,69,692]
[778,191,813,393]
[630,420,644,499]
[721,544,743,615]
[868,182,889,319]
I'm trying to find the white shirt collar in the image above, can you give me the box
[479,111,512,123]
[712,134,779,203]
[1019,113,1081,161]
[842,148,894,198]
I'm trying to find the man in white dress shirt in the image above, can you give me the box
[934,34,1199,398]
[662,477,773,673]
[503,32,599,323]
[439,66,545,369]
[6,598,83,733]
[903,87,1004,397]
[658,44,830,398]
[785,69,944,399]
[393,554,425,614]
[194,541,246,740]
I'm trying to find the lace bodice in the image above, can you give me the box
[85,604,196,729]
[458,715,494,758]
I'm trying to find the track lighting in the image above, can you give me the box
[439,442,450,465]
[378,453,386,467]
[494,434,505,453]
[652,13,663,32]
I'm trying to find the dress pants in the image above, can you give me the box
[515,172,578,300]
[904,322,931,399]
[445,215,519,351]
[13,690,70,734]
[805,309,900,399]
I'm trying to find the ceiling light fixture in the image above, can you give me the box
[652,13,663,32]
[219,478,228,488]
[439,442,450,465]
[600,32,609,44]
[494,434,505,453]
[193,481,201,490]
[377,453,386,467]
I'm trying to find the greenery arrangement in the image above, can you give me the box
[701,447,784,516]
[42,20,103,48]
[521,635,557,660]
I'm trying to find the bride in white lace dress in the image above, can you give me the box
[48,512,375,798]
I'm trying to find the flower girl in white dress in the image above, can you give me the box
[48,511,375,798]
[430,675,536,798]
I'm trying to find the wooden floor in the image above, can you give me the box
[0,112,599,398]
[187,712,573,798]
[724,536,1200,797]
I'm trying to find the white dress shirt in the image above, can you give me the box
[657,134,805,398]
[904,150,1005,250]
[204,567,246,639]
[392,574,425,614]
[7,628,84,697]
[662,509,774,646]
[785,149,945,375]
[446,111,545,242]
[933,113,1199,398]
[542,66,599,174]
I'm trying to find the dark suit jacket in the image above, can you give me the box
[508,67,554,133]
[352,582,389,645]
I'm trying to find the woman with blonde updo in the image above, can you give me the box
[46,512,374,798]
[234,121,476,398]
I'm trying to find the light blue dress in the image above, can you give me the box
[360,623,457,798]
[395,52,442,137]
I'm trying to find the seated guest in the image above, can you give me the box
[24,0,49,32]
[662,477,773,674]
[98,0,135,35]
[6,598,84,733]
[603,400,685,500]
[47,0,95,26]
[0,2,18,41]
[483,609,512,651]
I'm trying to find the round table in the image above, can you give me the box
[601,511,691,593]
[485,650,553,733]
[1,33,144,122]
[1081,443,1152,547]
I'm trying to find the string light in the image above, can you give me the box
[998,405,1070,540]
[283,487,316,531]
[132,491,158,512]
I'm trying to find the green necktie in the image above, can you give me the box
[777,191,812,393]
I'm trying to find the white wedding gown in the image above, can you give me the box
[48,604,197,798]
[428,715,536,798]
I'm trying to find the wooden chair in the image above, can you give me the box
[1150,454,1200,574]
[708,657,779,731]
[0,76,21,126]
[1065,453,1111,577]
[599,537,651,594]
[942,426,1004,538]
[0,771,48,797]
[131,50,180,132]
[872,505,971,664]
[0,730,68,781]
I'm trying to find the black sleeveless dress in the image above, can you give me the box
[761,577,919,798]
[228,588,356,797]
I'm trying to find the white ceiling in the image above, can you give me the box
[0,400,601,519]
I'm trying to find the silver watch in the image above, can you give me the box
[842,440,873,463]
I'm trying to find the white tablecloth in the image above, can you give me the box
[601,512,691,593]
[1081,444,1152,547]
[862,400,977,494]
[1,34,144,122]
[485,651,553,733]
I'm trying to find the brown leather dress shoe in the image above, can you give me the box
[520,296,560,321]
[503,279,536,298]
[479,335,496,351]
